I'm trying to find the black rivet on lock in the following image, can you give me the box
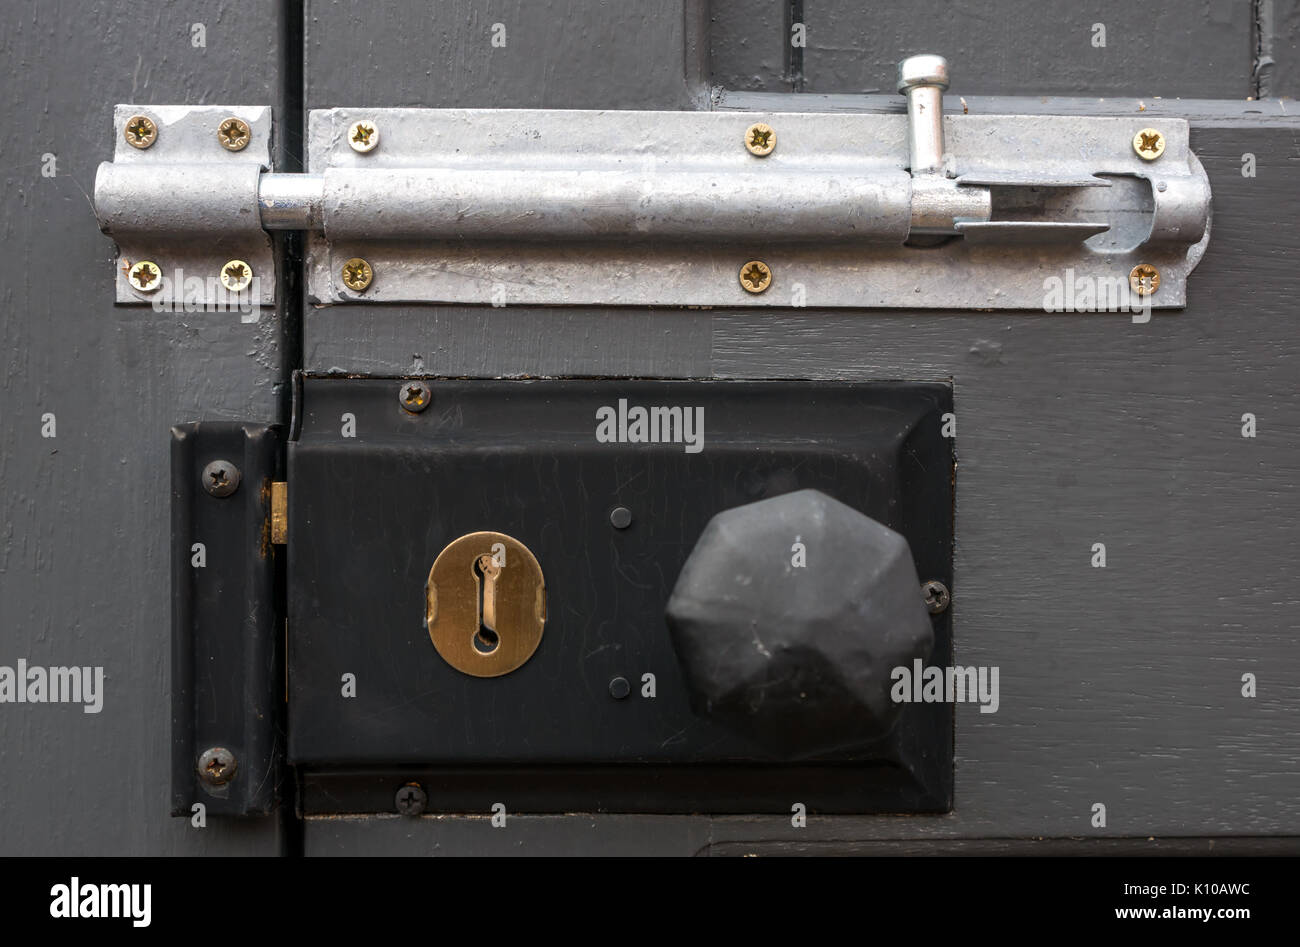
[921,579,951,615]
[398,380,431,413]
[609,677,631,700]
[395,782,427,816]
[609,506,632,529]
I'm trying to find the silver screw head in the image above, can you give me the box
[197,747,237,786]
[202,460,241,498]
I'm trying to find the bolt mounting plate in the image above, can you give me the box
[96,105,276,309]
[306,107,1210,310]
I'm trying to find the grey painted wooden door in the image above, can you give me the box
[2,1,1297,855]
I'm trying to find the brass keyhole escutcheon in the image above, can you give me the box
[426,532,546,677]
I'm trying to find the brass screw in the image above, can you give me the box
[341,257,374,292]
[739,260,772,293]
[220,259,253,292]
[217,117,251,152]
[1133,128,1165,161]
[1129,263,1160,296]
[127,260,162,293]
[744,122,776,157]
[347,120,379,153]
[124,114,157,149]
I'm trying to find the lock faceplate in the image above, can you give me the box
[426,531,546,678]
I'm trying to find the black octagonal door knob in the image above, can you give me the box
[665,489,935,758]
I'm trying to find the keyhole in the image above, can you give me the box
[473,554,500,654]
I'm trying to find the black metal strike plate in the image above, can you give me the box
[170,422,285,816]
[287,379,955,815]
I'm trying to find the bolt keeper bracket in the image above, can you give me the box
[96,105,275,308]
[170,421,285,817]
[94,56,1212,311]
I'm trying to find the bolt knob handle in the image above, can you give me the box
[897,54,950,174]
[897,54,950,93]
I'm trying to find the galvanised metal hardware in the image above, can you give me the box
[94,55,1212,311]
[96,105,275,308]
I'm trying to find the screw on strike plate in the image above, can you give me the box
[124,114,157,149]
[395,783,427,816]
[739,260,772,294]
[217,117,251,151]
[202,460,241,498]
[744,122,776,156]
[1129,263,1160,296]
[197,747,237,787]
[341,257,373,292]
[921,580,950,615]
[1132,128,1165,161]
[399,380,431,413]
[347,120,379,153]
[127,260,162,293]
